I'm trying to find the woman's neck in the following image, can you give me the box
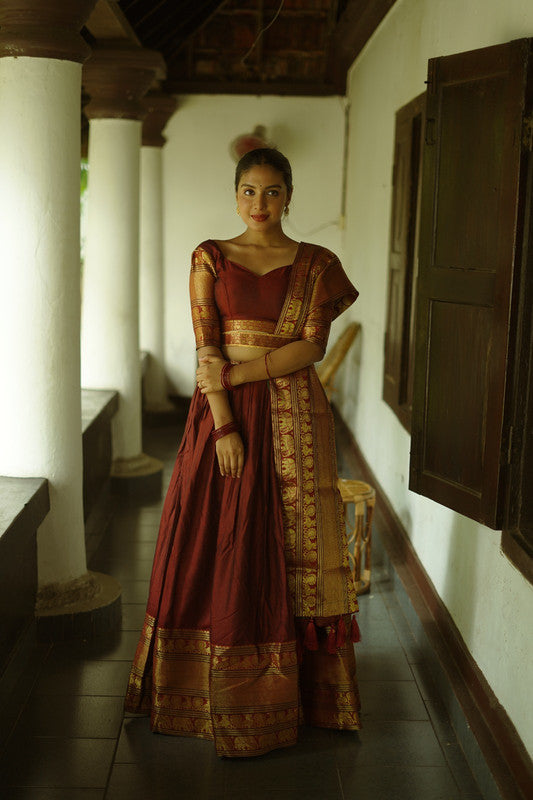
[236,228,293,248]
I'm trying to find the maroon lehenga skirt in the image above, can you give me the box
[125,379,360,758]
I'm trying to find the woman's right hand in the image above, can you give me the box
[215,432,244,478]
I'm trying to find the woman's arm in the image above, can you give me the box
[196,339,323,394]
[196,345,244,478]
[197,345,235,426]
[233,340,323,385]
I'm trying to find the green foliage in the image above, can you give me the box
[81,158,88,197]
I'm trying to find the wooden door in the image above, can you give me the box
[409,38,533,528]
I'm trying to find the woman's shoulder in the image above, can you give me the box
[300,242,342,271]
[191,240,219,274]
[193,239,218,254]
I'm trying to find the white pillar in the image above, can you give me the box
[0,13,92,587]
[139,94,177,413]
[82,45,166,479]
[82,118,143,459]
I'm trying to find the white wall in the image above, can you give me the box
[162,94,347,394]
[339,0,533,755]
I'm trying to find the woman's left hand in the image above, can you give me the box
[196,355,226,393]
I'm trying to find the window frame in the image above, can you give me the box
[382,93,425,433]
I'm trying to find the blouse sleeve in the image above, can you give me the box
[189,244,222,350]
[301,254,359,355]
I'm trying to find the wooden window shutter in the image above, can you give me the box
[409,38,533,528]
[383,94,425,432]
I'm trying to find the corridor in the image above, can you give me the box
[0,423,485,799]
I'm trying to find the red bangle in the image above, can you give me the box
[212,421,239,441]
[264,351,273,379]
[220,361,234,391]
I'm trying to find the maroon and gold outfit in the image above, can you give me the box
[125,240,361,757]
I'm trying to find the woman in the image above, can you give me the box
[125,148,361,758]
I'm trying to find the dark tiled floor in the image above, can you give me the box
[0,425,485,800]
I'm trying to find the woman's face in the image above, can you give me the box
[236,164,291,232]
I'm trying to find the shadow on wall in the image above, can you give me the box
[269,123,300,156]
[335,324,362,428]
[442,511,480,646]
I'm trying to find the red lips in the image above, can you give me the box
[251,214,269,222]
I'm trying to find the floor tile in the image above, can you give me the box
[227,789,342,800]
[334,720,446,767]
[33,660,132,697]
[105,762,221,800]
[358,680,429,721]
[47,631,140,663]
[118,581,150,604]
[89,557,154,582]
[379,599,425,663]
[356,645,414,681]
[409,664,484,798]
[356,592,391,620]
[356,615,401,647]
[0,636,52,696]
[338,764,461,800]
[0,695,23,750]
[4,790,105,799]
[12,695,124,738]
[113,507,163,526]
[223,747,341,796]
[91,540,156,563]
[120,605,147,631]
[0,736,116,788]
[106,520,159,542]
[296,724,337,753]
[115,716,229,765]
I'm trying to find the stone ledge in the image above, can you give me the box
[82,389,119,557]
[0,476,49,542]
[0,476,49,674]
[81,388,119,435]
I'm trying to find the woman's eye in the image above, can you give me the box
[243,189,254,196]
[268,190,279,196]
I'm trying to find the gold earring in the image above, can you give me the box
[284,206,289,216]
[236,206,240,215]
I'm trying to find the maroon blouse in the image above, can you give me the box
[207,239,292,324]
[190,238,358,354]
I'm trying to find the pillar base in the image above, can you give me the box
[35,570,121,641]
[111,452,163,500]
[143,400,181,428]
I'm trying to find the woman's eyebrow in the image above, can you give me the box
[241,183,282,189]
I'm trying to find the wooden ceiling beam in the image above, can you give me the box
[219,9,328,18]
[193,47,326,58]
[164,0,228,65]
[327,0,399,93]
[85,0,140,44]
[164,78,339,97]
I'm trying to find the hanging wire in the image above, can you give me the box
[241,0,286,64]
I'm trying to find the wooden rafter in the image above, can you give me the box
[84,0,400,98]
[327,0,399,93]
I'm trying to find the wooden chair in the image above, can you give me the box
[338,478,375,595]
[316,321,361,400]
[316,322,374,594]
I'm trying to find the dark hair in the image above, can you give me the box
[234,148,293,194]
